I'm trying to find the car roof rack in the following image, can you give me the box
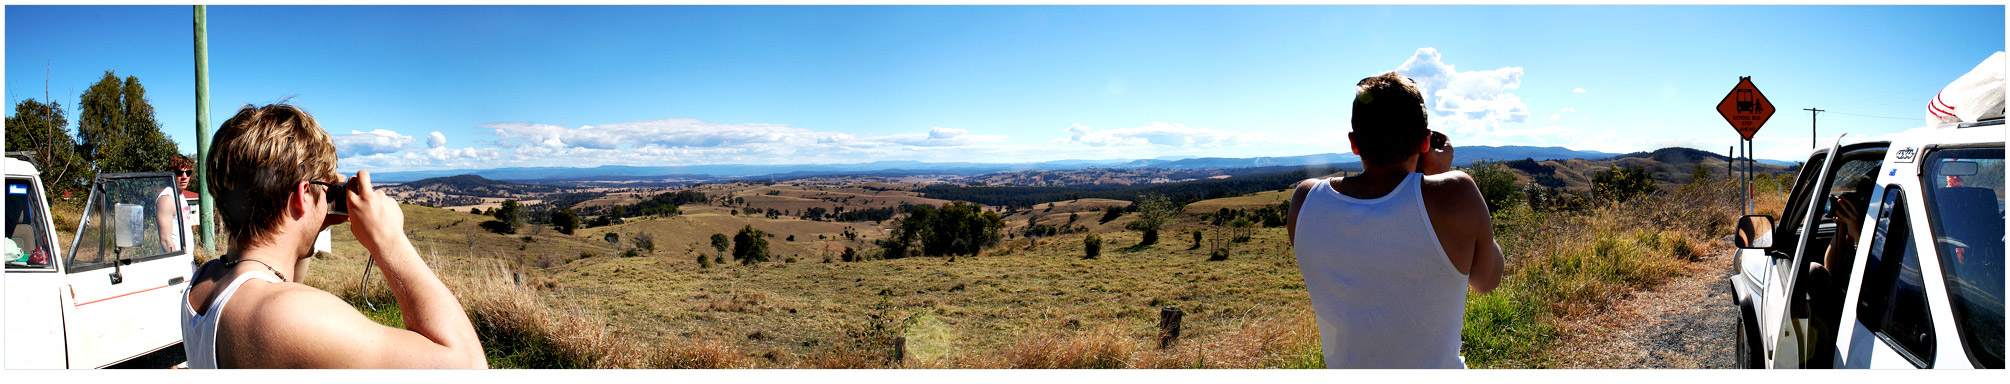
[1958,118,2004,128]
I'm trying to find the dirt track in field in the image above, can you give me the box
[1549,246,1740,369]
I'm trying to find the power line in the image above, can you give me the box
[1824,110,1918,121]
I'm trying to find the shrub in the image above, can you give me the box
[841,247,858,263]
[1466,159,1524,213]
[1128,194,1176,246]
[1208,248,1229,261]
[603,233,619,245]
[1083,233,1103,259]
[733,225,770,265]
[1099,206,1123,223]
[696,254,711,268]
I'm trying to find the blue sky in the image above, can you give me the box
[5,5,2005,173]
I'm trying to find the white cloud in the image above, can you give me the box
[929,127,965,140]
[330,129,416,157]
[484,118,845,150]
[1561,107,1576,112]
[1573,88,1588,93]
[868,127,1007,147]
[427,131,447,149]
[1394,47,1530,135]
[1055,121,1273,147]
[1548,114,1562,121]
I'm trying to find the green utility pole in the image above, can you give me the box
[195,5,216,254]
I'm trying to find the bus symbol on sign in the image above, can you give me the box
[1717,77,1775,141]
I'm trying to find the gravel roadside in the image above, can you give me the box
[1548,245,1739,369]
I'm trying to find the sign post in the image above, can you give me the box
[1718,77,1776,215]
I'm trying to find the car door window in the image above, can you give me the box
[66,174,182,273]
[1920,147,2004,369]
[1856,186,1935,367]
[5,178,55,270]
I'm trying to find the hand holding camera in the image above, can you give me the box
[1417,130,1455,175]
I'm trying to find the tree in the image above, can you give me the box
[1127,194,1177,246]
[1592,165,1657,203]
[4,99,87,197]
[733,225,770,265]
[76,71,176,175]
[709,233,730,259]
[552,208,582,235]
[1466,159,1524,213]
[604,232,620,245]
[486,199,524,234]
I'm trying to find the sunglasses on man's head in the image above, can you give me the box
[309,180,349,216]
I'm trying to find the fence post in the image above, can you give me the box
[891,336,907,366]
[1158,307,1184,349]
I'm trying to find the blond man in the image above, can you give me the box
[180,104,485,368]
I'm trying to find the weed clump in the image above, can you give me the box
[1083,233,1103,259]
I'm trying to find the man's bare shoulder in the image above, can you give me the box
[230,282,378,367]
[1419,171,1488,218]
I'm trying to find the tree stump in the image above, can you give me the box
[1158,307,1184,349]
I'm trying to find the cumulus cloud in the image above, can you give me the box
[330,129,416,157]
[427,131,447,148]
[1394,47,1530,134]
[1055,121,1272,147]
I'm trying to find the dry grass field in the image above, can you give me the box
[272,171,1792,369]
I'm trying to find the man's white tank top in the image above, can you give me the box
[181,267,281,369]
[1292,173,1469,368]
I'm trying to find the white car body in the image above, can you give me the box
[1729,120,2004,369]
[5,156,193,368]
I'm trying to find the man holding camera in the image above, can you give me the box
[180,103,486,368]
[1286,72,1504,368]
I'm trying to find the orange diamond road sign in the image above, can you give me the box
[1717,76,1775,141]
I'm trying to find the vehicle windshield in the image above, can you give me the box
[1921,146,2004,369]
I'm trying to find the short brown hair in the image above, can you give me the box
[168,154,194,171]
[205,104,338,246]
[1350,72,1429,165]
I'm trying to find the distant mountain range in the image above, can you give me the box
[368,145,1795,183]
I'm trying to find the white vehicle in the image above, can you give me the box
[6,156,194,368]
[1728,120,2004,369]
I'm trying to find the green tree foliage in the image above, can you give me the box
[878,201,1006,258]
[1466,159,1524,213]
[551,208,582,235]
[1592,165,1657,203]
[732,225,770,265]
[75,71,175,175]
[485,199,524,234]
[4,99,88,197]
[603,232,619,245]
[1099,206,1123,223]
[841,247,858,263]
[710,233,730,256]
[1126,194,1177,246]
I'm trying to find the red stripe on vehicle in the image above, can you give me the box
[75,283,179,307]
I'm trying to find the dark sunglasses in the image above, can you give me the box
[174,170,194,177]
[309,180,349,216]
[1428,131,1448,150]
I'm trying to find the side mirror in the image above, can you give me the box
[114,203,145,248]
[1736,214,1776,250]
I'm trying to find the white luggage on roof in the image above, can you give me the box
[1926,51,2005,125]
